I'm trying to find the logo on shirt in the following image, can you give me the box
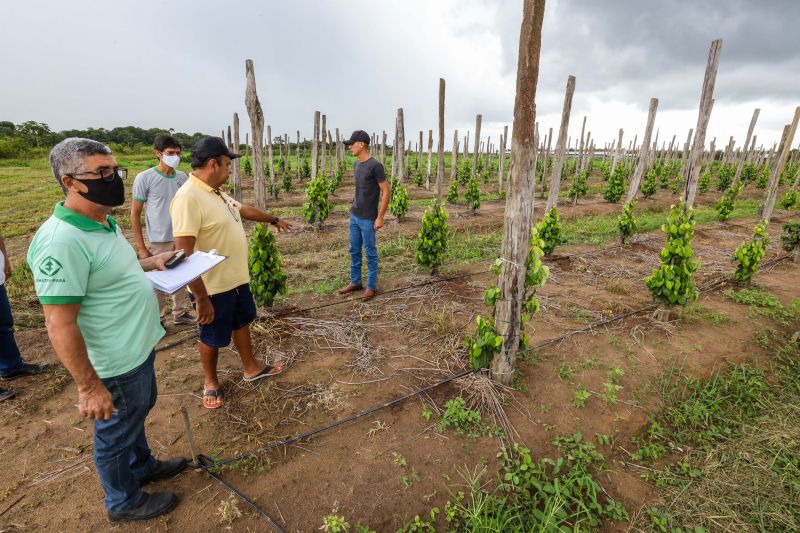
[39,256,63,277]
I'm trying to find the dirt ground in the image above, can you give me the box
[0,177,798,532]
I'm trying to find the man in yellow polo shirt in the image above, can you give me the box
[171,137,291,409]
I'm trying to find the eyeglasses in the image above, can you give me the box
[213,189,241,222]
[69,167,128,182]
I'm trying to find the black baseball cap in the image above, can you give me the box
[191,136,240,162]
[343,130,370,146]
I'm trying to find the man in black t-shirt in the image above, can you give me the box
[338,130,390,301]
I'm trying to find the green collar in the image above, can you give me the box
[53,202,118,233]
[153,166,176,179]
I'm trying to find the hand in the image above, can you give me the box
[3,261,10,280]
[152,250,180,271]
[274,219,292,232]
[138,248,153,260]
[195,296,215,325]
[78,383,117,420]
[374,217,385,231]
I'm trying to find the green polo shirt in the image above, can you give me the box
[27,202,164,379]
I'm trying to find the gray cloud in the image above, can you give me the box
[0,0,796,148]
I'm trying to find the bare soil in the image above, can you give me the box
[1,177,798,532]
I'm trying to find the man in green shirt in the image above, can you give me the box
[28,138,186,522]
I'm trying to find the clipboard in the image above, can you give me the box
[146,250,227,294]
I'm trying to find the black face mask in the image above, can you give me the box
[72,176,125,207]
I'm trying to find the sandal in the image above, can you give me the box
[243,363,284,383]
[202,388,224,409]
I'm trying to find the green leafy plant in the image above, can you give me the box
[302,174,331,227]
[568,170,588,203]
[465,177,481,215]
[698,169,711,193]
[281,169,292,192]
[732,221,769,283]
[416,202,449,273]
[299,157,311,179]
[414,167,425,187]
[457,159,471,185]
[618,200,637,244]
[389,178,409,222]
[465,315,502,370]
[645,203,700,307]
[781,220,800,254]
[642,169,658,198]
[604,164,627,203]
[715,182,743,221]
[536,208,563,256]
[741,162,758,184]
[716,163,735,191]
[330,162,345,193]
[243,157,252,176]
[573,388,591,408]
[446,179,459,203]
[756,165,770,189]
[437,397,499,438]
[780,189,799,210]
[248,223,287,307]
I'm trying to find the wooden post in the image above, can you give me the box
[267,125,276,199]
[731,108,761,187]
[491,0,545,385]
[626,98,659,203]
[426,129,433,190]
[311,111,320,178]
[450,129,459,184]
[232,113,242,202]
[320,114,327,175]
[759,107,800,223]
[244,59,266,210]
[396,108,405,183]
[418,130,424,171]
[471,114,482,180]
[611,128,624,173]
[464,131,469,160]
[498,124,509,192]
[679,128,693,183]
[381,131,387,168]
[540,127,553,197]
[683,39,723,209]
[545,75,576,213]
[575,116,586,177]
[435,78,445,204]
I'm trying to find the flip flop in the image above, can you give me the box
[202,388,224,409]
[243,363,284,383]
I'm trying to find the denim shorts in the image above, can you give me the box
[189,283,257,348]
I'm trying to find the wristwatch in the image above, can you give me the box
[270,218,279,226]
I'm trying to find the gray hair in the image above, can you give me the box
[49,138,112,192]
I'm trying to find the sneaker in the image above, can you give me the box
[139,457,188,486]
[0,362,50,381]
[107,491,179,523]
[173,314,196,326]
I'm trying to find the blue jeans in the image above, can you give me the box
[94,350,158,512]
[349,213,379,290]
[0,284,23,373]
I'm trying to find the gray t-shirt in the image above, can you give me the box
[350,157,387,221]
[132,167,188,243]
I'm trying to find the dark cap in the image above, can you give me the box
[343,130,370,146]
[191,136,240,163]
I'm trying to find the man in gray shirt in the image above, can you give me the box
[131,134,193,325]
[338,130,390,301]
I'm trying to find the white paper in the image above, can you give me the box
[145,251,226,294]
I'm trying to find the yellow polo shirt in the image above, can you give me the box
[170,174,249,296]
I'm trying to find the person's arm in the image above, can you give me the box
[375,180,390,230]
[174,235,214,324]
[43,303,117,420]
[239,204,292,232]
[0,235,9,279]
[131,199,150,259]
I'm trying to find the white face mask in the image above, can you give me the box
[162,154,181,168]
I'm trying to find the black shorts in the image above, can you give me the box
[189,283,257,348]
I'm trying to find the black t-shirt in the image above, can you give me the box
[351,157,387,220]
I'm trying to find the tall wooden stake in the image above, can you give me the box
[435,79,445,204]
[683,39,723,209]
[491,0,545,385]
[232,113,242,202]
[759,107,800,223]
[731,108,760,187]
[545,75,576,212]
[626,98,659,203]
[244,59,266,210]
[471,114,482,180]
[396,108,405,183]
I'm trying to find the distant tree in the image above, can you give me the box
[17,121,53,147]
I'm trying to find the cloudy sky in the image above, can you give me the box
[1,0,797,151]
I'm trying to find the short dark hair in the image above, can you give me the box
[191,155,223,170]
[154,134,182,152]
